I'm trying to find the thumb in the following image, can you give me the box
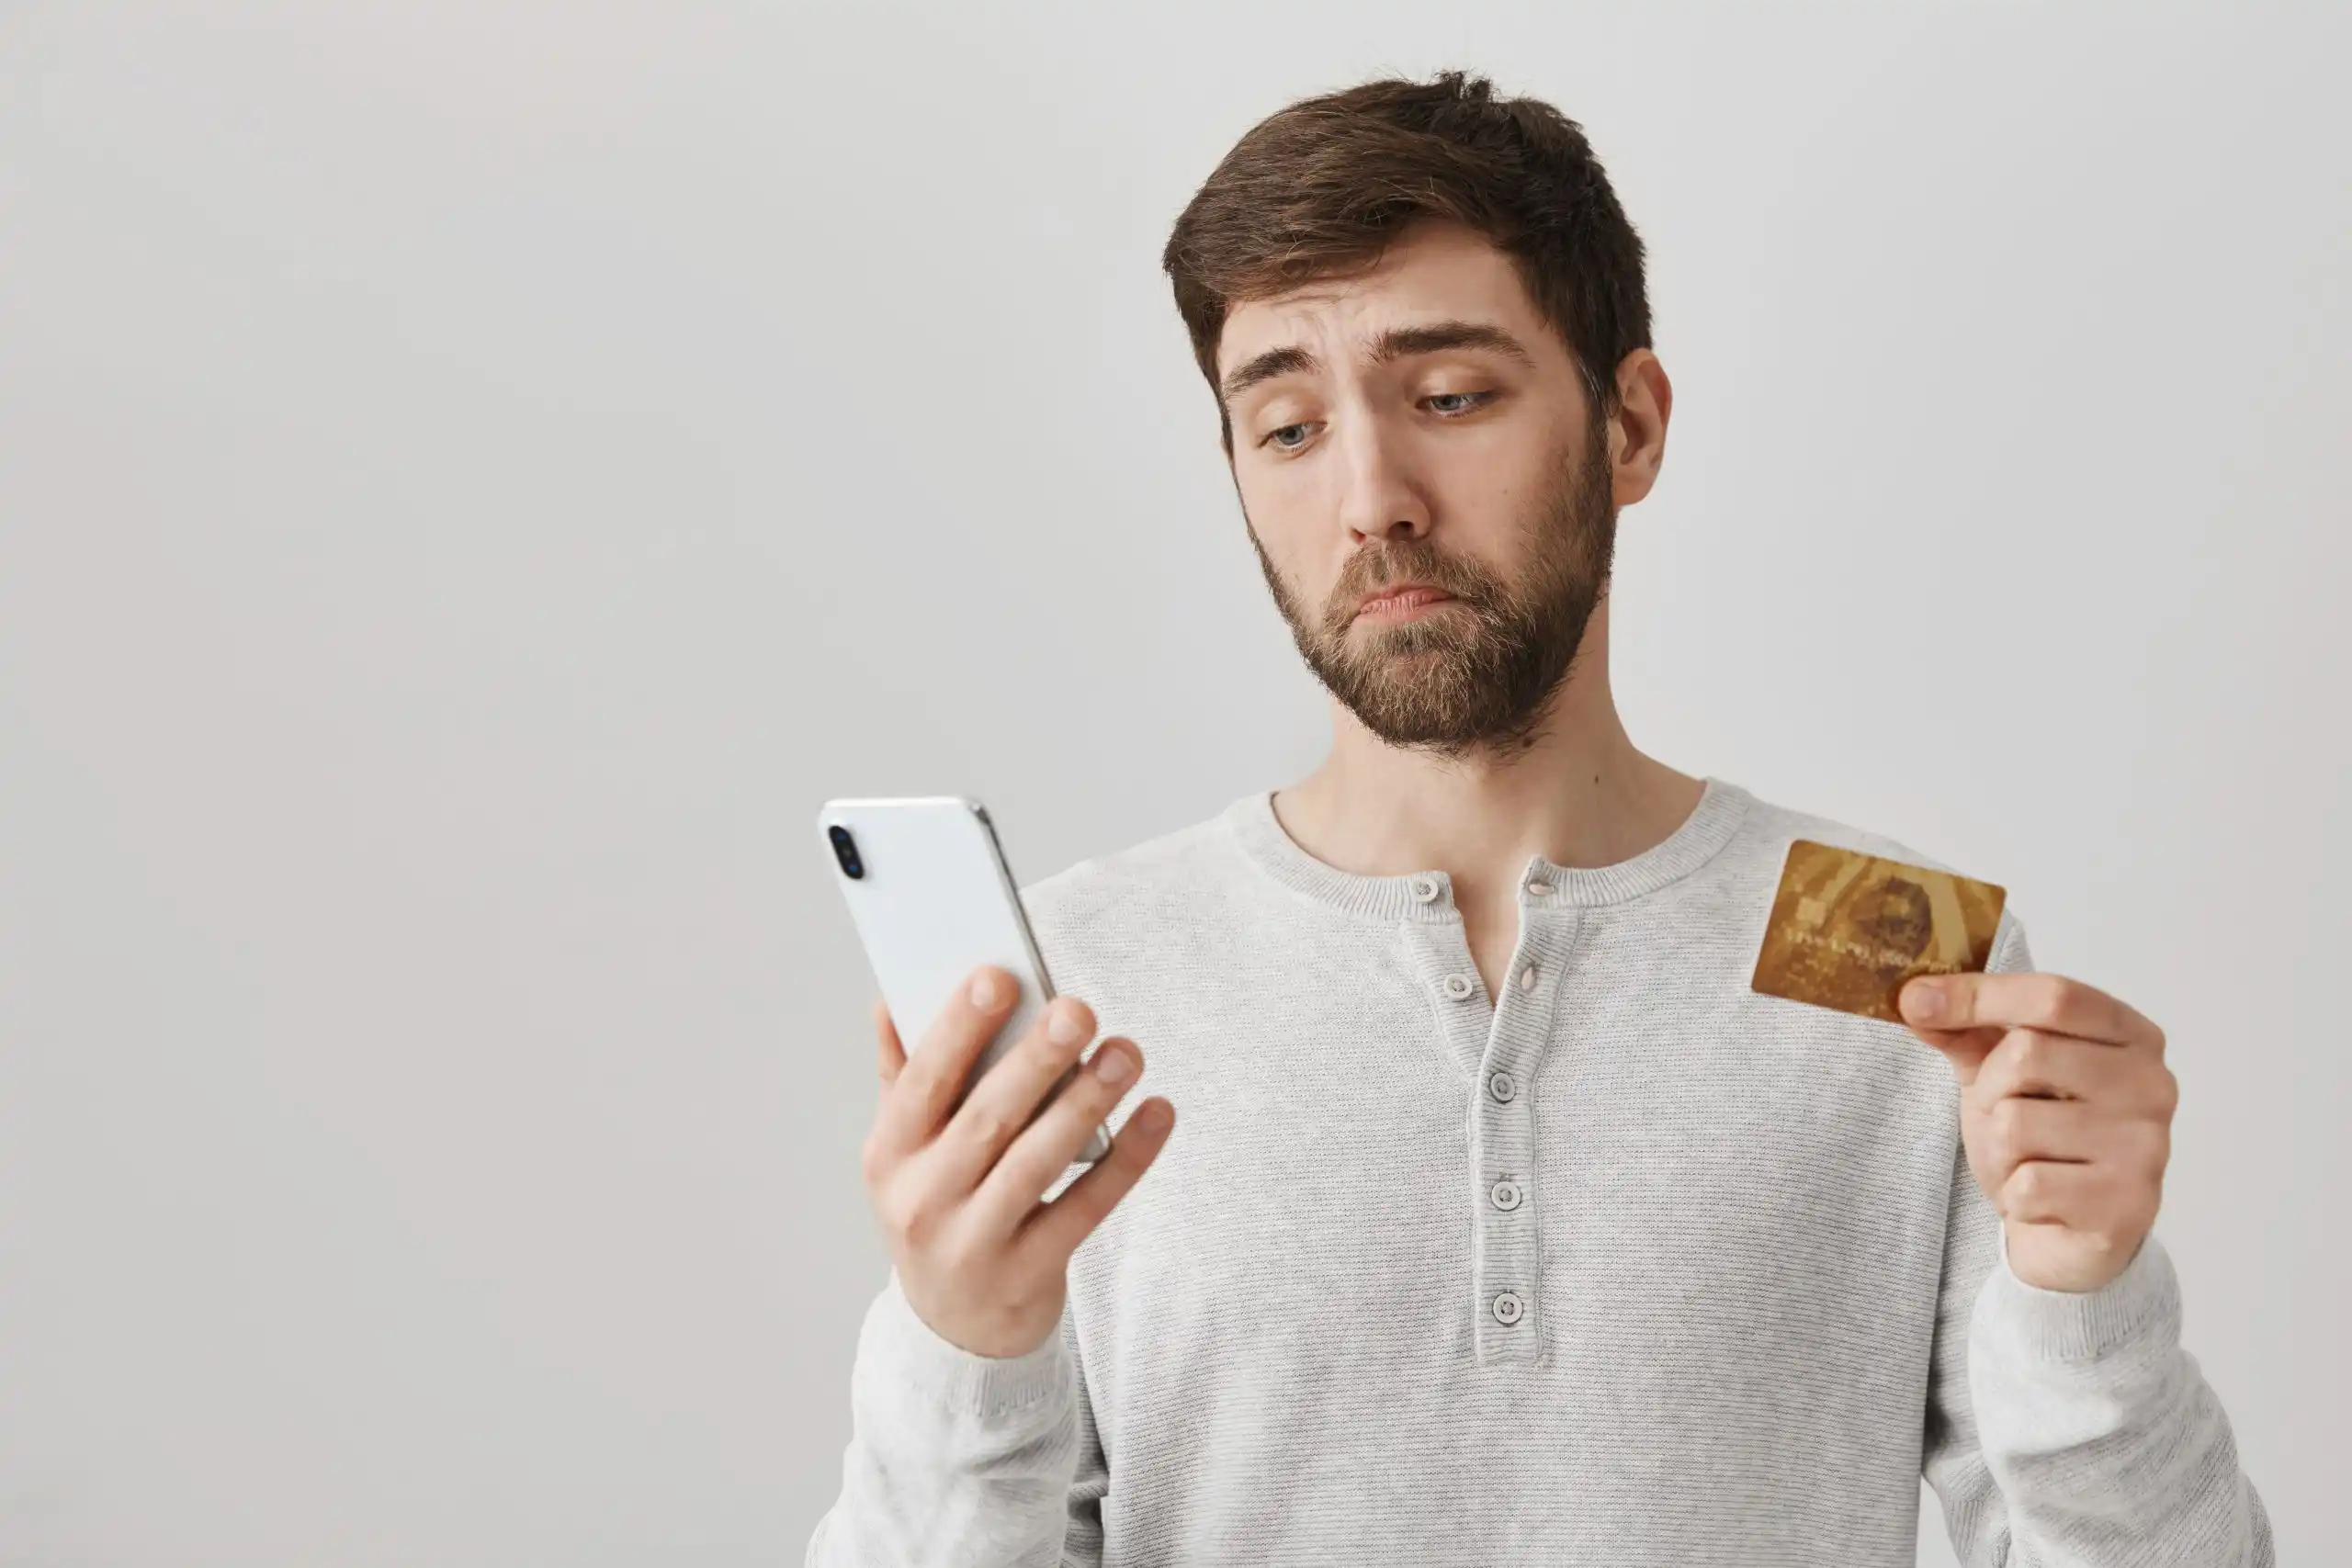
[1898,978,2001,1085]
[875,998,908,1086]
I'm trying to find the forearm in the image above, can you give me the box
[1967,1229,2274,1565]
[807,1272,1086,1568]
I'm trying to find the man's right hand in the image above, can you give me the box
[862,964,1176,1359]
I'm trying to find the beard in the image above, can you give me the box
[1244,414,1617,761]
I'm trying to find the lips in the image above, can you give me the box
[1356,583,1455,616]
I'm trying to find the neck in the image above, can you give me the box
[1272,598,1706,909]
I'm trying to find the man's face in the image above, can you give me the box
[1216,220,1621,759]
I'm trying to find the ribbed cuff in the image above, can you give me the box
[1975,1226,2181,1363]
[861,1269,1077,1418]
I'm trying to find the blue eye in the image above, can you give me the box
[1258,390,1497,454]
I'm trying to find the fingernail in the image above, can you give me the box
[1904,980,1943,1021]
[1091,1043,1134,1086]
[968,971,1001,1009]
[1048,1006,1084,1046]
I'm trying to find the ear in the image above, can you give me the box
[1607,349,1672,507]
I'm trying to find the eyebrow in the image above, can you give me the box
[1217,318,1540,407]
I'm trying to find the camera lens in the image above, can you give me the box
[829,824,865,879]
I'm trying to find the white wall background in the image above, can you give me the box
[0,3,2341,1562]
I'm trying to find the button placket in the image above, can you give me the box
[1470,893,1579,1366]
[1395,868,1576,1365]
[1396,874,1491,1090]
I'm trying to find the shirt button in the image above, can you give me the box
[1490,1179,1523,1211]
[1517,964,1538,992]
[1524,878,1553,897]
[1408,874,1442,903]
[1441,972,1476,1001]
[1491,1290,1525,1326]
[1487,1070,1517,1102]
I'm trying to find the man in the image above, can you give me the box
[807,71,2272,1566]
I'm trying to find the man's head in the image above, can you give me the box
[1160,72,1668,760]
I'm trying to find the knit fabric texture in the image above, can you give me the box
[808,777,2272,1566]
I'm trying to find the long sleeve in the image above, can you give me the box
[805,1268,1107,1568]
[1921,913,2276,1565]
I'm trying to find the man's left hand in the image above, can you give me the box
[1899,970,2177,1293]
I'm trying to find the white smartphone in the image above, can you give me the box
[817,795,1113,1167]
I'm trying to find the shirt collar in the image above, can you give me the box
[1221,775,1753,922]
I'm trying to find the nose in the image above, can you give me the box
[1335,416,1431,545]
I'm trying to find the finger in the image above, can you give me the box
[1975,1027,2110,1103]
[868,964,1022,1166]
[1998,1159,2149,1231]
[927,994,1099,1198]
[1978,1095,2157,1189]
[1905,971,2161,1048]
[875,998,907,1087]
[1017,1096,1177,1264]
[1902,1014,2007,1085]
[968,1034,1145,1238]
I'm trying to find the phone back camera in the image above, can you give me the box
[828,824,865,879]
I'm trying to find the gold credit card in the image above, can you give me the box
[1750,839,2007,1023]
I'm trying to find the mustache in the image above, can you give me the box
[1325,544,1494,622]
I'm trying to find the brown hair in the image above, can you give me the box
[1161,70,1651,456]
